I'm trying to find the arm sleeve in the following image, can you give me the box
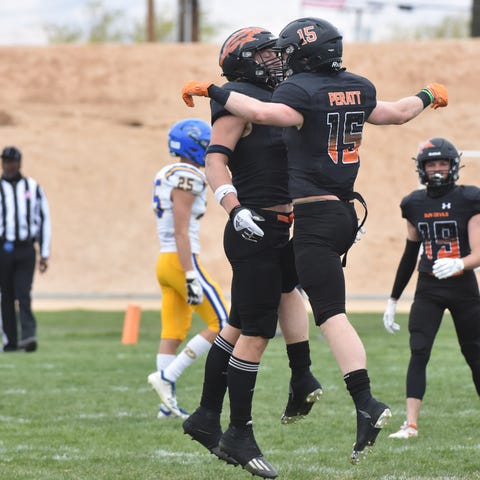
[390,239,421,300]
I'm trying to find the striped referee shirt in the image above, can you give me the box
[0,175,51,258]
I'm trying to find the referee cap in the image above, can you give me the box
[1,146,22,162]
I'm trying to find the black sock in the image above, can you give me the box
[286,340,311,384]
[344,368,372,410]
[200,334,233,414]
[227,355,259,428]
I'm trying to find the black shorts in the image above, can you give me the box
[224,208,298,339]
[293,200,357,325]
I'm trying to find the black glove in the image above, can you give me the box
[230,206,265,242]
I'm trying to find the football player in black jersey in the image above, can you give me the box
[383,138,480,439]
[182,27,321,479]
[181,17,448,464]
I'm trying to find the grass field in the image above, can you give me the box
[1,309,479,480]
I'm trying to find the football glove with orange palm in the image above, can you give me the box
[182,81,214,107]
[423,83,448,109]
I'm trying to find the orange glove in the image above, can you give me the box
[181,81,213,107]
[425,82,448,109]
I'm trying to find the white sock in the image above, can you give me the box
[156,353,175,373]
[163,334,212,382]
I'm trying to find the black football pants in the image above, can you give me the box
[407,271,480,399]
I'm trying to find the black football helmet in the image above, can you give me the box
[219,27,282,89]
[275,17,343,76]
[415,137,461,187]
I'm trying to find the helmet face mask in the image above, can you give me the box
[219,27,283,89]
[276,17,343,76]
[415,137,461,188]
[168,119,211,167]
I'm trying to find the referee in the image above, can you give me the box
[0,146,51,352]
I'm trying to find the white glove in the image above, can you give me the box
[383,298,400,334]
[230,206,265,242]
[354,226,366,243]
[432,258,465,279]
[185,270,203,305]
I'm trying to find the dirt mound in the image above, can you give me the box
[0,40,478,308]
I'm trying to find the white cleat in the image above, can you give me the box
[157,404,176,420]
[147,371,187,418]
[157,403,190,420]
[388,421,418,439]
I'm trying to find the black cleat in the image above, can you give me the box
[281,373,323,424]
[350,398,392,465]
[182,407,238,466]
[219,424,278,479]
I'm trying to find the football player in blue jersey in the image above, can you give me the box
[181,17,448,465]
[384,138,480,439]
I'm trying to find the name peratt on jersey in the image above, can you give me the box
[271,70,377,200]
[152,162,207,254]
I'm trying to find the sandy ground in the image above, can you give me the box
[0,39,479,312]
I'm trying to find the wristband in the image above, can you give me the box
[415,89,434,109]
[214,184,238,204]
[206,144,233,160]
[207,85,231,106]
[229,205,243,222]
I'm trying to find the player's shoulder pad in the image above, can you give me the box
[459,184,480,201]
[400,188,424,206]
[163,163,206,194]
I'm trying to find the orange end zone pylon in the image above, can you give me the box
[121,304,141,344]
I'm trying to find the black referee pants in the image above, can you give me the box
[0,242,37,349]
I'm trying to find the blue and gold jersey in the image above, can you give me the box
[152,162,207,253]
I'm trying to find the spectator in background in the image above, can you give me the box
[0,146,51,352]
[147,118,229,419]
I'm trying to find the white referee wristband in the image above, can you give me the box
[214,184,237,205]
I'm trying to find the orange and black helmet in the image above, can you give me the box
[276,17,343,76]
[415,137,461,187]
[219,27,281,89]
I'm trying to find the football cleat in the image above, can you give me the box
[157,404,175,420]
[183,407,238,465]
[281,373,323,424]
[388,421,418,439]
[157,404,189,420]
[147,371,186,418]
[350,398,392,465]
[219,424,278,479]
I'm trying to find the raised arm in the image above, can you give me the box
[368,83,448,125]
[182,81,303,128]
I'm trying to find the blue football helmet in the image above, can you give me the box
[168,118,211,167]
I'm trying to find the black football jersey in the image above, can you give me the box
[271,70,377,200]
[401,185,480,273]
[210,81,290,208]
